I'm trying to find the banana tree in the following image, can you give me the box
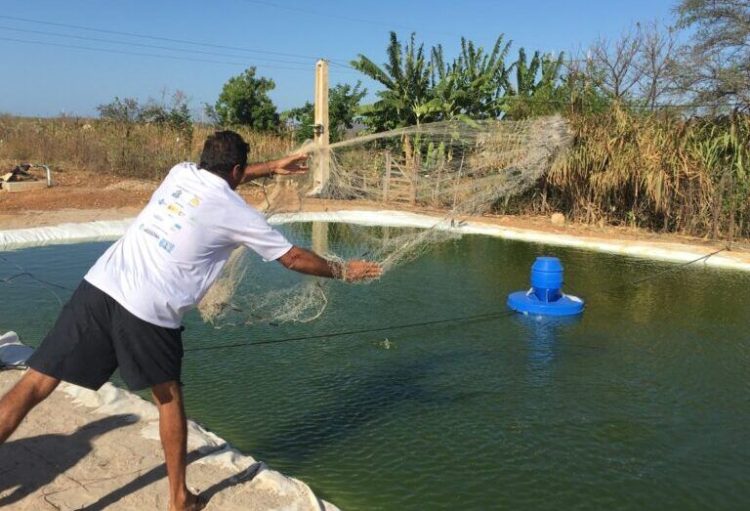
[351,32,435,131]
[429,35,513,120]
[504,49,565,118]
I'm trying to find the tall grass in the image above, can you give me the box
[0,116,292,180]
[511,106,750,241]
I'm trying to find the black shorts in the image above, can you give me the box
[27,280,183,391]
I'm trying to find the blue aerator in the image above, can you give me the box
[507,257,584,316]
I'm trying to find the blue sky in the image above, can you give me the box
[1,0,678,118]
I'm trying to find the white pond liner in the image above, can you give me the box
[0,333,339,511]
[0,219,133,249]
[0,210,748,271]
[0,331,33,367]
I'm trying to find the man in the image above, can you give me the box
[0,131,382,511]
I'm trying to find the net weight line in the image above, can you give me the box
[184,311,510,352]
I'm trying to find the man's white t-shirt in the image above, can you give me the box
[85,162,293,328]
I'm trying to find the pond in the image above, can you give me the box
[1,223,748,511]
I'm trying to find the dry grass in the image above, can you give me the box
[0,116,292,180]
[506,106,750,241]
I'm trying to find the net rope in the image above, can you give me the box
[198,115,573,326]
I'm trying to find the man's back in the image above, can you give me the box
[84,162,292,328]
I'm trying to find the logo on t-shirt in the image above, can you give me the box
[167,203,185,216]
[139,223,161,240]
[159,239,175,253]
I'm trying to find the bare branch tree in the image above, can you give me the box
[636,20,679,109]
[590,25,645,99]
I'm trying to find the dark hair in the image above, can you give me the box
[199,130,249,175]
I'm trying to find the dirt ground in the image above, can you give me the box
[1,168,746,256]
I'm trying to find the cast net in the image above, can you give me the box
[198,115,572,326]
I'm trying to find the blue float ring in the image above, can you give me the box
[507,289,584,316]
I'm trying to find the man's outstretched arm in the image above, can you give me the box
[277,246,383,282]
[243,153,309,182]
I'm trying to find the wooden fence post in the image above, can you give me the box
[728,173,736,249]
[383,150,392,201]
[410,151,419,205]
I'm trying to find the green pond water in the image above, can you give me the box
[1,223,749,510]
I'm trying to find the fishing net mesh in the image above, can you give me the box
[198,115,572,326]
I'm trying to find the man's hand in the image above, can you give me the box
[342,260,383,282]
[273,153,309,176]
[277,246,383,282]
[243,153,309,181]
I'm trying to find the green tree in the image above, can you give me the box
[430,35,513,120]
[504,49,566,118]
[214,67,279,130]
[281,103,314,142]
[329,82,367,140]
[97,97,141,123]
[675,0,750,108]
[139,90,193,135]
[351,32,434,131]
[282,82,367,143]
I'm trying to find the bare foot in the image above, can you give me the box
[170,491,207,511]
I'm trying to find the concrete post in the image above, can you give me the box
[310,59,330,195]
[312,222,329,256]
